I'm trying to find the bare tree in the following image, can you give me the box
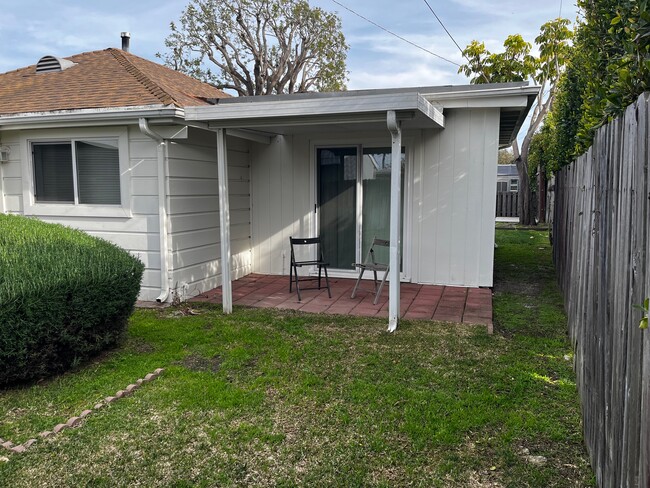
[158,0,348,96]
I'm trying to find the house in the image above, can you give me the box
[0,44,538,330]
[497,164,519,192]
[495,163,520,219]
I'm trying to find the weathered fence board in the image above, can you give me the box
[495,191,519,217]
[553,93,650,487]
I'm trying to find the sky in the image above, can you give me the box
[0,0,579,91]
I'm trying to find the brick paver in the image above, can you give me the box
[189,274,492,331]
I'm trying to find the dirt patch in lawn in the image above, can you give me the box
[177,354,222,373]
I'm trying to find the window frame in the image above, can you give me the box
[22,127,131,218]
[509,178,519,192]
[309,135,413,282]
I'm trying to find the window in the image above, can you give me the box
[509,178,519,192]
[497,181,508,192]
[33,139,121,205]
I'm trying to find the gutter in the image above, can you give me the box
[138,117,172,303]
[0,106,184,131]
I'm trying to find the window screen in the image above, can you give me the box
[76,140,120,204]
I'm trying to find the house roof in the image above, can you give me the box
[0,48,228,116]
[497,164,519,177]
[186,82,539,145]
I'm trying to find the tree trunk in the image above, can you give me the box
[515,154,536,225]
[538,167,547,224]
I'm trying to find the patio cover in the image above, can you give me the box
[183,82,538,331]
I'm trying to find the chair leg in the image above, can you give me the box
[374,268,390,305]
[289,262,294,292]
[295,270,302,302]
[351,268,365,299]
[323,265,332,298]
[318,265,322,289]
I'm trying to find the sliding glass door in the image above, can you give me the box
[317,145,405,272]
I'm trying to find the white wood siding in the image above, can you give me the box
[418,108,499,286]
[251,134,312,276]
[167,128,252,299]
[250,108,499,287]
[0,126,163,301]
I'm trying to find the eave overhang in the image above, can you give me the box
[0,105,185,131]
[185,92,445,132]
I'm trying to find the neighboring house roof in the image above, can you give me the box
[497,164,519,177]
[0,48,228,115]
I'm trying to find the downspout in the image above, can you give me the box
[0,139,6,213]
[139,118,172,303]
[0,153,5,215]
[387,110,402,332]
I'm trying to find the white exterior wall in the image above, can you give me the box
[250,107,499,287]
[417,108,499,287]
[0,125,163,300]
[251,134,312,276]
[167,129,252,299]
[1,125,253,302]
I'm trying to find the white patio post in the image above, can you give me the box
[216,128,232,313]
[387,111,401,332]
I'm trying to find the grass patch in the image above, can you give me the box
[0,229,593,486]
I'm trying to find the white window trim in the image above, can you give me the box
[21,127,131,218]
[509,178,519,192]
[309,135,413,281]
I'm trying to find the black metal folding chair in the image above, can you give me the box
[289,236,332,301]
[350,237,390,305]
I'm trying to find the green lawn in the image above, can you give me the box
[0,229,593,487]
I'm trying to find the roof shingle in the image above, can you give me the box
[0,48,229,115]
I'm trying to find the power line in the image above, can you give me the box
[420,0,491,84]
[330,0,460,67]
[421,0,463,55]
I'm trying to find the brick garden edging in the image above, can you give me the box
[0,368,165,454]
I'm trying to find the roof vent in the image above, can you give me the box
[35,55,76,73]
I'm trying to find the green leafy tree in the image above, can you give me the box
[459,18,573,225]
[498,148,515,165]
[546,0,650,168]
[159,0,348,96]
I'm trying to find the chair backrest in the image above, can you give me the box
[366,237,390,265]
[290,236,324,264]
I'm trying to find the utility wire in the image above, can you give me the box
[422,0,464,54]
[330,0,460,67]
[420,0,491,84]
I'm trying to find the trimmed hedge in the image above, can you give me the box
[0,214,144,386]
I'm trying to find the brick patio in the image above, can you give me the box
[190,274,493,332]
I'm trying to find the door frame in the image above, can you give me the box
[309,136,413,281]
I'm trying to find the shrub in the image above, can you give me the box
[0,215,144,386]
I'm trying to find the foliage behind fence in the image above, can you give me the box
[553,93,650,487]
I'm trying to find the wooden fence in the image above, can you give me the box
[553,92,650,487]
[496,191,518,217]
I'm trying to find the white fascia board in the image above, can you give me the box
[417,95,445,127]
[425,85,540,109]
[0,105,184,131]
[186,92,444,128]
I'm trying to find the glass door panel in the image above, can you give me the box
[361,147,405,269]
[317,147,357,269]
